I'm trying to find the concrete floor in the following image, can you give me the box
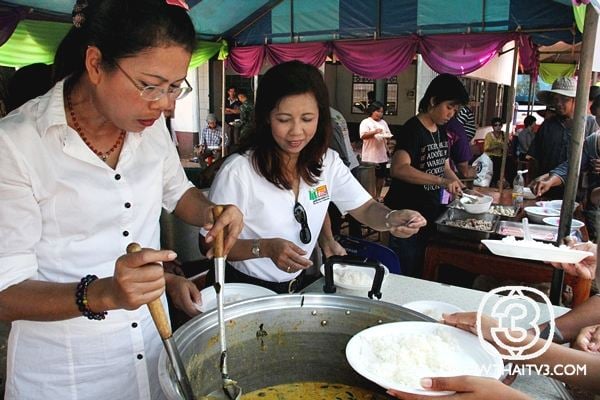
[0,321,7,399]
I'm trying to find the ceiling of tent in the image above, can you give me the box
[0,0,580,47]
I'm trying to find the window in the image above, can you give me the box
[351,75,398,116]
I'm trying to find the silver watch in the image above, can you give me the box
[251,239,261,258]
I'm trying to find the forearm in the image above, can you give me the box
[553,295,600,342]
[0,278,116,322]
[349,199,389,231]
[444,163,461,182]
[173,187,213,227]
[360,130,378,139]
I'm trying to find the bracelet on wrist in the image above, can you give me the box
[385,210,398,229]
[76,274,107,321]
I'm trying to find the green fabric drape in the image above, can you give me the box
[189,39,227,68]
[0,20,70,67]
[0,19,228,69]
[539,62,577,84]
[573,4,586,33]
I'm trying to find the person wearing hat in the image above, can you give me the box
[200,113,228,155]
[585,85,600,137]
[528,76,577,198]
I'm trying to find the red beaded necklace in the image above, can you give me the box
[66,93,125,162]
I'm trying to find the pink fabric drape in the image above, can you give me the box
[266,42,331,68]
[227,45,265,77]
[332,37,418,79]
[228,33,539,79]
[419,33,511,75]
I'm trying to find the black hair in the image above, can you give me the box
[590,86,600,102]
[6,63,53,112]
[523,115,536,127]
[237,88,248,97]
[53,0,196,83]
[591,96,600,116]
[418,74,469,113]
[491,117,503,125]
[238,61,330,190]
[366,101,385,117]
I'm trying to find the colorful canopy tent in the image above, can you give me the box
[0,0,579,72]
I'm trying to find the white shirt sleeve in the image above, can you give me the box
[325,150,372,214]
[359,118,371,139]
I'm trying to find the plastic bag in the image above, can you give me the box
[473,153,493,187]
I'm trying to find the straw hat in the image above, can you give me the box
[536,77,577,105]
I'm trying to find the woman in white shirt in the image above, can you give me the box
[204,61,426,293]
[0,1,242,399]
[360,101,393,200]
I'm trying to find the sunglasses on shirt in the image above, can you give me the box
[293,202,311,244]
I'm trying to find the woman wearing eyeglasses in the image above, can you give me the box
[0,1,243,399]
[204,61,426,294]
[484,117,506,188]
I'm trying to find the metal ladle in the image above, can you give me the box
[126,242,195,400]
[201,206,242,400]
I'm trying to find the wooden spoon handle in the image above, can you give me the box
[212,205,224,258]
[126,242,171,340]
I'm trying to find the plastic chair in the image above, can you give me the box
[336,235,402,275]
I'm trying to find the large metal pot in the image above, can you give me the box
[159,294,429,399]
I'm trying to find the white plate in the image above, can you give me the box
[319,263,389,290]
[542,217,585,230]
[402,301,465,321]
[523,187,536,200]
[536,200,579,210]
[481,238,593,263]
[346,321,503,396]
[381,133,394,139]
[194,283,276,313]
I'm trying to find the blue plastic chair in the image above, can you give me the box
[336,235,402,275]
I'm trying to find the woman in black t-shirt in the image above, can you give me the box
[384,74,468,277]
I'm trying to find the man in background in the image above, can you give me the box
[200,113,227,158]
[237,89,254,142]
[456,96,477,140]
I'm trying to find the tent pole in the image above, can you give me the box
[222,60,226,158]
[498,44,519,199]
[551,5,598,305]
[527,73,535,114]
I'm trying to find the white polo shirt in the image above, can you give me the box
[0,80,193,400]
[207,149,371,282]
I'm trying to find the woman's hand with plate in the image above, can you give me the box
[549,241,597,280]
[386,376,531,400]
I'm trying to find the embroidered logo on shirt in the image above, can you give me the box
[309,185,330,204]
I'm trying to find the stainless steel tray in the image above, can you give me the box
[496,221,557,242]
[435,208,500,241]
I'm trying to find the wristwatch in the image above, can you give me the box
[251,239,261,258]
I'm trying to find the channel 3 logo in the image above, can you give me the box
[477,286,555,361]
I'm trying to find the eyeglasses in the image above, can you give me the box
[114,62,192,101]
[293,202,311,244]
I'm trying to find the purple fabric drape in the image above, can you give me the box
[516,34,539,78]
[333,37,418,79]
[228,32,540,80]
[227,45,265,77]
[418,33,511,75]
[266,42,331,68]
[0,7,28,47]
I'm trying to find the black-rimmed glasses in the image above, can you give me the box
[114,62,192,101]
[293,202,311,244]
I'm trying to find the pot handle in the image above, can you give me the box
[322,255,385,299]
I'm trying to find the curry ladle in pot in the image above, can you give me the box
[203,205,242,400]
[126,243,195,400]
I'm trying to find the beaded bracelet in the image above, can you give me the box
[75,274,107,320]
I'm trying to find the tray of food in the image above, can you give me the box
[436,208,500,241]
[488,204,519,218]
[496,221,557,242]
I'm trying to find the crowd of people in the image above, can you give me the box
[1,0,599,399]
